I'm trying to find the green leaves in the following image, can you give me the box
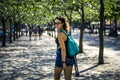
[104,0,120,18]
[0,0,119,25]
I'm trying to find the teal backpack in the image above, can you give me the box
[59,29,80,57]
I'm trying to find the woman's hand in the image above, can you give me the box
[62,63,67,70]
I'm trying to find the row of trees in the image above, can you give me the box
[0,0,120,64]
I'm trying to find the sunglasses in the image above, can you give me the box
[54,22,62,25]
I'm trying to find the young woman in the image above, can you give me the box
[54,16,74,80]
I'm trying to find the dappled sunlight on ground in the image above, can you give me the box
[0,31,120,80]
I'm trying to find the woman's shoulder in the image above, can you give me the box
[58,32,67,41]
[58,31,66,36]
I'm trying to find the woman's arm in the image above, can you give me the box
[58,32,67,62]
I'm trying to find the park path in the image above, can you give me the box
[0,32,56,80]
[0,30,120,80]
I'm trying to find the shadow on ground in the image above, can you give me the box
[74,64,120,80]
[0,37,55,80]
[72,33,120,51]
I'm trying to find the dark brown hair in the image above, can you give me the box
[54,16,70,32]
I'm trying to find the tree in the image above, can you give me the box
[105,0,120,36]
[72,0,86,53]
[98,0,104,64]
[0,0,11,46]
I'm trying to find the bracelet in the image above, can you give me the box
[62,61,65,63]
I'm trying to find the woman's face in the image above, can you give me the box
[54,19,63,30]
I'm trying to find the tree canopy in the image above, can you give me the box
[0,0,120,26]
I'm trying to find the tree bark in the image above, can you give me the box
[114,15,118,35]
[1,16,6,47]
[9,18,12,43]
[79,3,84,53]
[13,22,16,41]
[98,0,104,64]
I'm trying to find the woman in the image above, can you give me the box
[54,16,74,80]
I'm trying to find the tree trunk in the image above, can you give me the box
[114,15,118,35]
[16,23,18,39]
[1,16,6,47]
[79,4,84,53]
[13,22,16,41]
[98,0,104,64]
[9,18,12,43]
[110,16,112,30]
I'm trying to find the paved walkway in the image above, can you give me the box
[0,32,57,80]
[0,31,120,80]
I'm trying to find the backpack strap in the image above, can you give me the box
[60,29,70,36]
[57,29,69,50]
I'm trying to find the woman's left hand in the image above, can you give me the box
[62,63,67,70]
